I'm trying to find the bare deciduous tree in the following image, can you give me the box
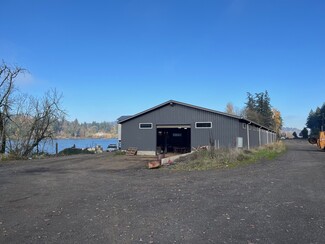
[1,61,66,158]
[225,102,245,117]
[8,90,65,157]
[0,62,24,153]
[225,102,235,115]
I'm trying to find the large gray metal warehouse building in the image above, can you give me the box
[118,100,276,155]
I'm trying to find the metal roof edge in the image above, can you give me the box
[118,100,242,123]
[170,100,242,120]
[239,117,276,133]
[117,115,133,123]
[118,100,174,123]
[118,100,276,133]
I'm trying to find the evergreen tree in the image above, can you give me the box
[245,92,256,111]
[244,90,277,130]
[245,92,261,124]
[306,103,325,135]
[300,127,308,139]
[262,91,273,128]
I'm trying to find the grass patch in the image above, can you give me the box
[113,151,126,156]
[170,141,286,171]
[0,152,53,161]
[0,153,22,161]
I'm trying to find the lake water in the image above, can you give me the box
[42,138,118,154]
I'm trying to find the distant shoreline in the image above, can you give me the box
[42,138,118,154]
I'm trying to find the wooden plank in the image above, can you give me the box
[126,147,137,156]
[148,161,161,169]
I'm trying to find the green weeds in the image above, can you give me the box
[113,151,126,156]
[170,141,286,171]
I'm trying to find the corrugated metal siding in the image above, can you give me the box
[239,123,247,148]
[121,120,156,151]
[249,125,260,148]
[261,130,268,145]
[238,123,276,149]
[120,102,277,151]
[121,103,240,151]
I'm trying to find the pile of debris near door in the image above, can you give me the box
[147,153,165,169]
[125,147,190,169]
[149,152,194,169]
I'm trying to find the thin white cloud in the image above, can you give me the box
[15,72,35,87]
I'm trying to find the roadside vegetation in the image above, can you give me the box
[0,61,117,160]
[57,148,95,156]
[0,62,65,158]
[306,102,325,137]
[226,91,283,138]
[170,141,286,171]
[113,151,126,156]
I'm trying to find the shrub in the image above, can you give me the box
[58,148,94,156]
[113,151,126,156]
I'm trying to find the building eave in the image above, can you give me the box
[118,99,276,133]
[118,100,242,124]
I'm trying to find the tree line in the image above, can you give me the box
[306,103,325,136]
[53,118,117,138]
[226,91,283,137]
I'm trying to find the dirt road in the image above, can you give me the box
[1,140,325,243]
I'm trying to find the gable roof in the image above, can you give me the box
[117,115,133,123]
[118,100,274,132]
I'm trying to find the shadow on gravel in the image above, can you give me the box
[289,147,325,153]
[289,148,317,152]
[8,193,40,203]
[21,167,69,174]
[92,169,126,174]
[92,167,148,175]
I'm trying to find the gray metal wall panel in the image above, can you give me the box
[121,103,277,151]
[238,124,276,149]
[249,125,259,148]
[121,103,240,151]
[261,130,268,145]
[239,123,247,148]
[121,119,156,151]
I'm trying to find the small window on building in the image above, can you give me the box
[242,123,247,129]
[139,123,153,129]
[173,133,182,137]
[195,122,212,129]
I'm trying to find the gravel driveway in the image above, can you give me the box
[0,140,325,243]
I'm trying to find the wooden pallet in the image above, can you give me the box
[126,147,137,156]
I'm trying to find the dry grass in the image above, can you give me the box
[170,141,286,171]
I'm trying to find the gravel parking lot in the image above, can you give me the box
[1,140,325,243]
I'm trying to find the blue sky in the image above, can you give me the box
[1,0,324,129]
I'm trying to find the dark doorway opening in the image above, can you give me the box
[156,126,191,154]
